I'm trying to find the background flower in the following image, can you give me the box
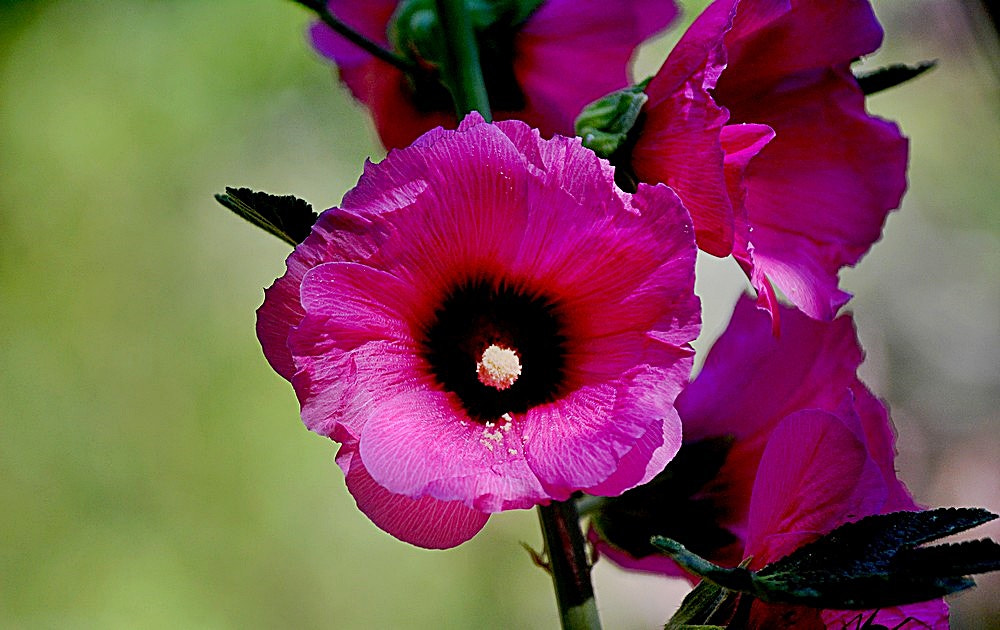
[311,0,679,149]
[258,114,700,547]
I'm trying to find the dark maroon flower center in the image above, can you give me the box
[422,278,567,421]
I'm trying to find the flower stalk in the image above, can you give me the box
[538,500,602,630]
[433,0,492,121]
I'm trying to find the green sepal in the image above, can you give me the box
[664,561,749,629]
[653,508,1000,610]
[855,60,936,95]
[652,538,756,594]
[214,187,318,246]
[575,78,651,159]
[664,580,730,629]
[389,0,445,66]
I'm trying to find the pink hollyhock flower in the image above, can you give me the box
[257,113,700,548]
[627,0,907,320]
[590,296,947,627]
[310,0,678,150]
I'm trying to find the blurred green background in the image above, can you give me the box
[1,0,996,627]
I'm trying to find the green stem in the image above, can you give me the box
[538,500,602,630]
[433,0,492,120]
[574,494,607,517]
[290,0,419,75]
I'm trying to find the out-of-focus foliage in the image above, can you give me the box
[0,0,996,628]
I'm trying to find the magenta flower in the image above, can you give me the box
[628,0,908,320]
[310,0,678,150]
[257,114,700,548]
[590,296,947,627]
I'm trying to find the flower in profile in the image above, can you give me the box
[257,114,700,548]
[310,0,679,150]
[590,297,948,627]
[623,0,907,321]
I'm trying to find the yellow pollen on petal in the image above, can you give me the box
[477,344,522,390]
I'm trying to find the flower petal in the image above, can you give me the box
[850,382,921,513]
[585,404,683,497]
[256,209,381,381]
[744,410,886,567]
[358,390,550,512]
[717,0,907,319]
[719,0,883,99]
[308,1,455,150]
[736,72,906,318]
[631,0,737,256]
[309,1,396,66]
[675,296,882,555]
[521,380,644,495]
[677,295,863,443]
[339,445,490,549]
[720,123,780,322]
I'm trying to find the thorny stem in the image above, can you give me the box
[538,500,602,630]
[290,0,419,75]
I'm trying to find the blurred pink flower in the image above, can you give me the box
[591,296,947,627]
[310,0,678,150]
[628,0,907,321]
[257,114,700,548]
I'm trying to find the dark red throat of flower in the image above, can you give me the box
[422,279,567,421]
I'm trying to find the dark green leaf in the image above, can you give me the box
[653,509,1000,611]
[855,60,936,95]
[664,561,751,629]
[757,508,996,579]
[664,580,731,629]
[214,187,317,246]
[894,538,1000,577]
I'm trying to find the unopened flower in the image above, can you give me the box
[590,296,947,628]
[625,0,907,321]
[258,114,700,548]
[310,0,678,149]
